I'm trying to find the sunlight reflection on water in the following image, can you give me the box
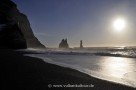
[100,57,136,86]
[102,57,129,78]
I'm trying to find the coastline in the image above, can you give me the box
[0,49,135,90]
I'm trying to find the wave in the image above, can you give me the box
[18,47,136,58]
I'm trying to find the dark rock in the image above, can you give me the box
[0,23,27,49]
[80,40,83,48]
[59,39,69,48]
[0,0,45,49]
[16,13,45,48]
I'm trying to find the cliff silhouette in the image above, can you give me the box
[0,0,45,49]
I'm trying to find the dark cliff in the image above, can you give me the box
[0,0,45,49]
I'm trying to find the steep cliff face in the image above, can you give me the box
[0,0,27,49]
[0,0,45,49]
[0,23,27,49]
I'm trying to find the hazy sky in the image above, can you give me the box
[12,0,136,47]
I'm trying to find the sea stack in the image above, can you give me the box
[59,39,69,48]
[80,40,83,48]
[0,0,45,49]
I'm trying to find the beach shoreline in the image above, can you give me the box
[0,49,135,90]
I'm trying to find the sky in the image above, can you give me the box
[12,0,136,48]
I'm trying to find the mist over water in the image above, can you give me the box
[23,47,136,88]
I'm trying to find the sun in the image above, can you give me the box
[112,18,126,32]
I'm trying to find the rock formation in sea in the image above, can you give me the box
[0,0,45,49]
[80,40,83,48]
[59,39,69,48]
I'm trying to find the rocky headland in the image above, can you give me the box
[0,0,45,49]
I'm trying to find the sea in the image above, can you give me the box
[20,47,136,88]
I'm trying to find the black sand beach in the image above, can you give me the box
[0,49,135,90]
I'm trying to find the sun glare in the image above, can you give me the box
[112,18,126,32]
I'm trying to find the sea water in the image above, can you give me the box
[23,48,136,88]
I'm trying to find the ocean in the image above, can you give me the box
[22,47,136,88]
